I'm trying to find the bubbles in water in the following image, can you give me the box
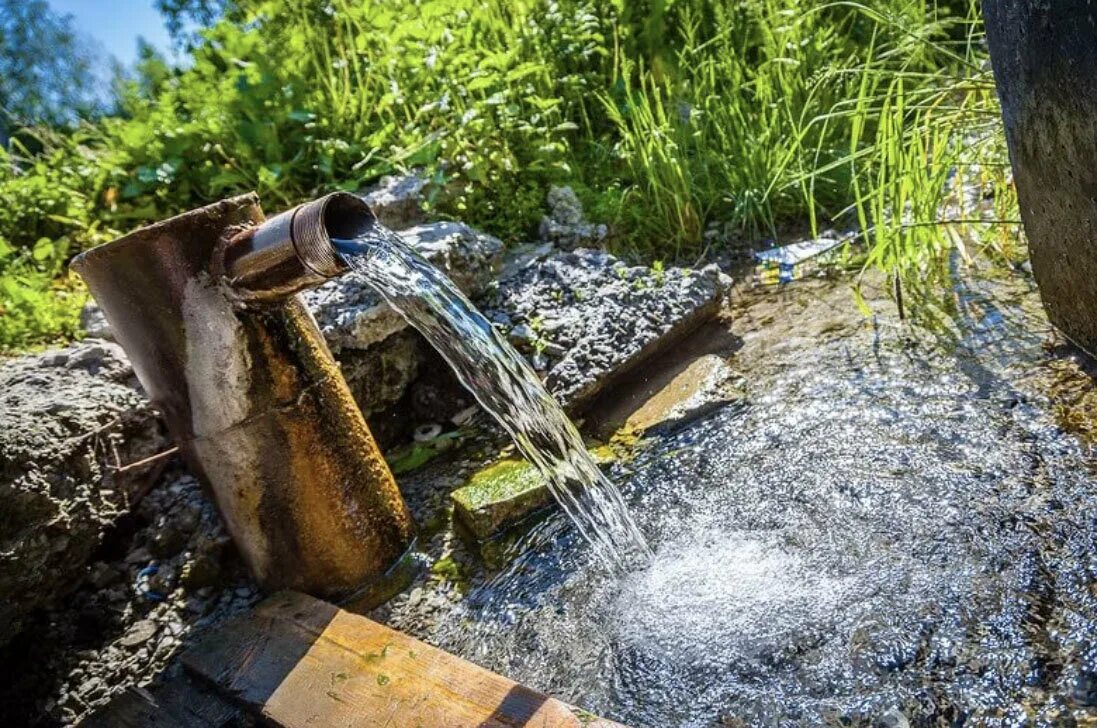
[384,271,1097,726]
[613,532,855,666]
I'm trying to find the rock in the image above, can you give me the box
[610,354,742,438]
[451,459,552,542]
[360,172,428,230]
[305,221,504,427]
[337,330,423,420]
[118,620,158,648]
[876,709,911,728]
[79,301,113,340]
[451,448,616,542]
[538,186,606,251]
[483,250,731,411]
[0,340,168,644]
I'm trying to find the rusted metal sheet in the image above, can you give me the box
[72,196,414,601]
[984,1,1097,354]
[182,591,627,728]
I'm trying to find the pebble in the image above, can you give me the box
[118,620,158,648]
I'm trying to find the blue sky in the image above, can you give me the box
[48,0,176,67]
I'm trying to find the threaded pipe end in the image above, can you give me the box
[292,192,375,278]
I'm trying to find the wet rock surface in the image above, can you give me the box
[483,248,731,409]
[0,340,168,645]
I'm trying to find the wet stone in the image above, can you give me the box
[451,459,552,542]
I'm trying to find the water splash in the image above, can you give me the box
[379,269,1097,727]
[333,229,651,566]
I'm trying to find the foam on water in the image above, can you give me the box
[613,533,856,665]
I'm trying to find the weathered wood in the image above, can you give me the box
[82,674,245,727]
[183,591,625,728]
[984,1,1097,354]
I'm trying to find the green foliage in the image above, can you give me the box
[0,0,1015,351]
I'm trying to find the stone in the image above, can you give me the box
[876,709,911,728]
[305,221,504,430]
[336,329,423,420]
[0,340,168,645]
[538,186,606,251]
[483,249,731,411]
[118,620,158,648]
[305,221,504,353]
[606,354,742,438]
[451,448,615,542]
[79,301,113,340]
[451,459,552,542]
[360,172,428,230]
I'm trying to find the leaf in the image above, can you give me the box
[32,238,55,262]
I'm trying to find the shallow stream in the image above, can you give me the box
[393,263,1097,727]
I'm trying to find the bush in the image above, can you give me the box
[0,0,1013,351]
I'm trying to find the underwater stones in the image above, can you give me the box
[609,354,741,437]
[539,185,607,251]
[484,248,731,411]
[360,172,427,230]
[0,340,168,645]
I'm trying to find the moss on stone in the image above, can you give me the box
[451,445,619,543]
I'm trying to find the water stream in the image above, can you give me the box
[379,264,1097,727]
[333,229,651,567]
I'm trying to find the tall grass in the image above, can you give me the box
[596,0,1016,270]
[1,0,1020,350]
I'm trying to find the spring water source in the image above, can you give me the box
[333,230,650,566]
[378,264,1097,727]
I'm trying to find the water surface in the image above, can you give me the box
[393,265,1097,727]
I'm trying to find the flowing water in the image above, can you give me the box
[333,230,650,566]
[379,263,1097,727]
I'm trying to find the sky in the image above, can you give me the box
[48,0,177,68]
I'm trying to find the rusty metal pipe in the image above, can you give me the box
[71,193,415,604]
[222,192,375,301]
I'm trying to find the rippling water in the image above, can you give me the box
[334,230,650,567]
[401,265,1097,727]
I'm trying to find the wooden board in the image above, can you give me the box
[182,590,627,728]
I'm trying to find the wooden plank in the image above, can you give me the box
[82,674,244,727]
[183,590,626,728]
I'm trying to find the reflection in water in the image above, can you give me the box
[405,266,1097,727]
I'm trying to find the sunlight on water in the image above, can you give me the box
[378,269,1097,727]
[613,533,855,665]
[333,229,650,567]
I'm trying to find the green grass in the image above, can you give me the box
[0,0,1019,351]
